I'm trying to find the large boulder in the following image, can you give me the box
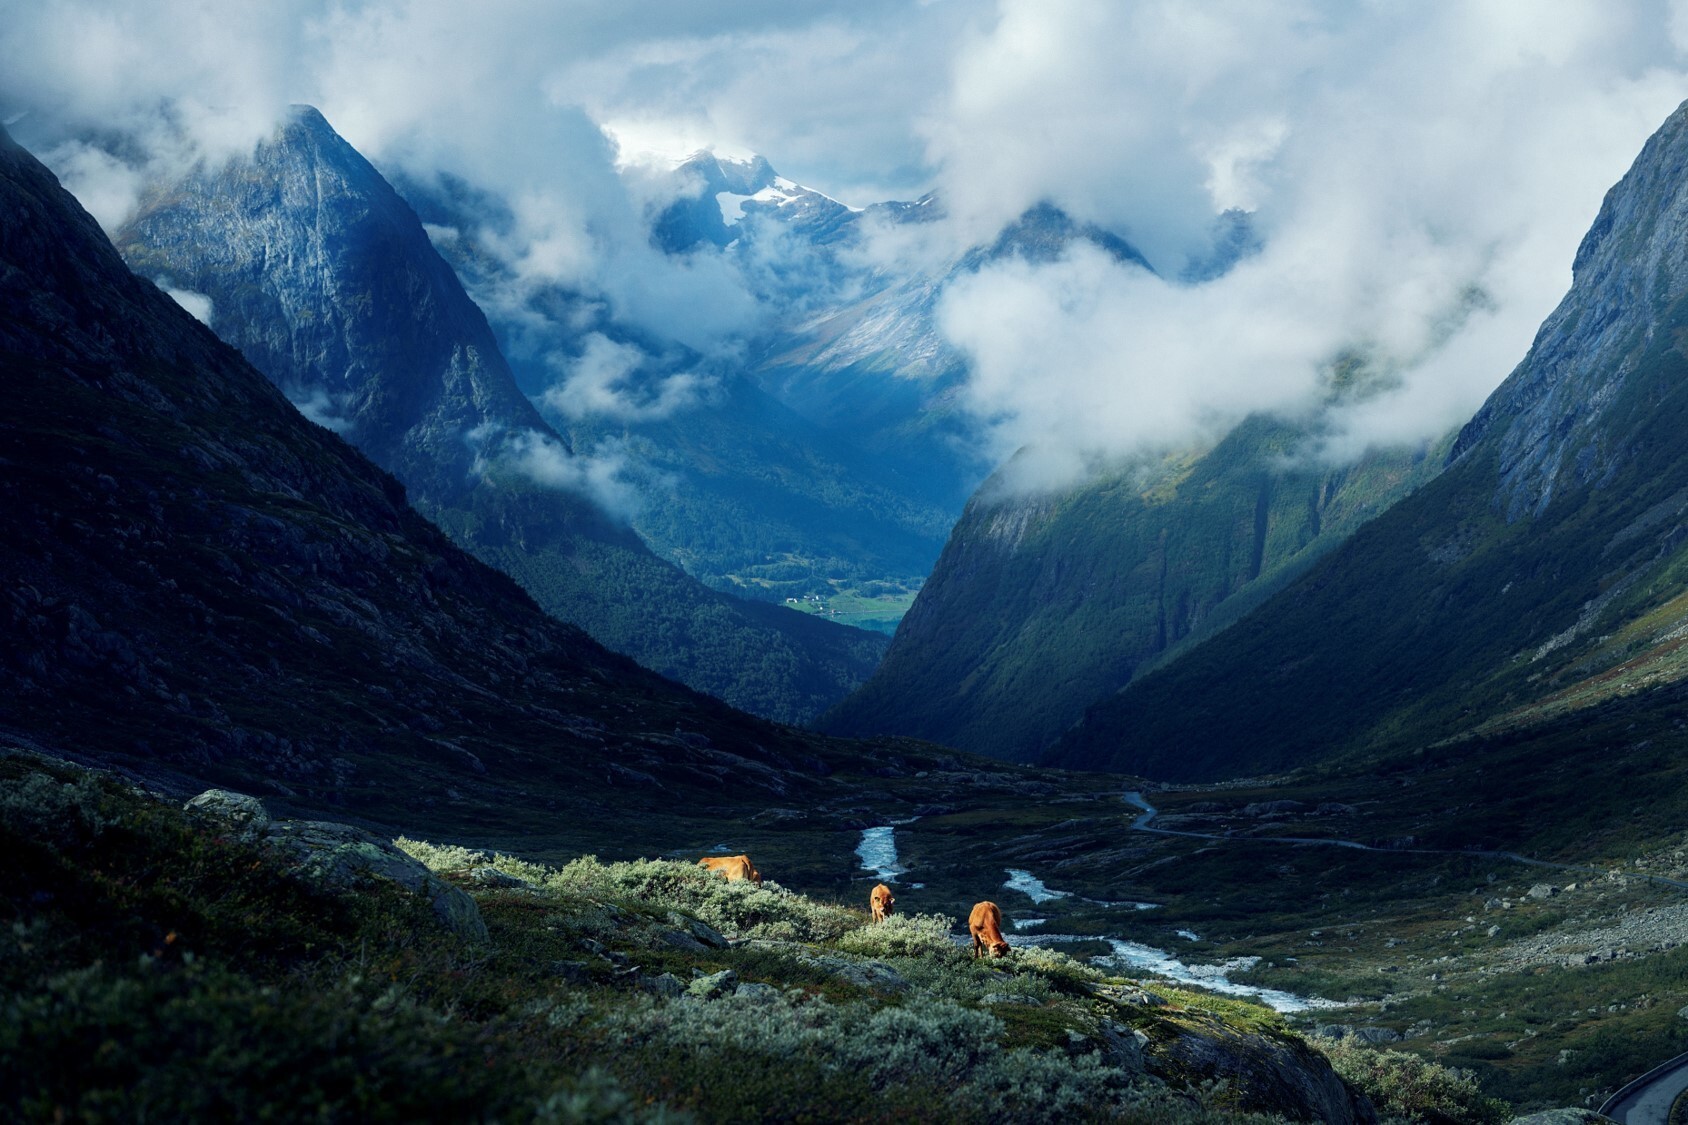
[183,789,271,841]
[264,818,488,943]
[1149,1012,1377,1124]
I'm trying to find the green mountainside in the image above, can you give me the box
[114,106,885,725]
[826,411,1448,761]
[1049,97,1688,781]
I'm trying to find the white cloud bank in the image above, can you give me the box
[5,0,1688,494]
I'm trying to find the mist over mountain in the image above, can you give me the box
[396,156,959,621]
[113,106,887,724]
[1048,97,1688,782]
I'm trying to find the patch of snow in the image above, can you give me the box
[1012,917,1047,931]
[1177,929,1202,942]
[717,182,799,227]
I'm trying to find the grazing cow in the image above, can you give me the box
[698,854,762,886]
[870,883,895,923]
[969,901,1011,958]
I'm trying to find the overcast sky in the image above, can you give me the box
[6,0,1688,490]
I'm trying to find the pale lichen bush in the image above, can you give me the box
[1314,1036,1508,1124]
[391,837,489,871]
[889,956,1059,1007]
[606,990,1125,1121]
[834,912,966,960]
[1011,943,1106,984]
[607,990,1281,1123]
[550,856,857,941]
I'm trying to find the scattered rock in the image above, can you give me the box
[982,993,1040,1006]
[687,919,731,949]
[183,789,269,840]
[1507,1111,1617,1124]
[1527,884,1561,901]
[687,969,738,1000]
[656,929,710,953]
[1095,1020,1150,1071]
[641,972,685,998]
[733,982,780,1003]
[1487,925,1502,938]
[550,960,593,984]
[1351,1027,1401,1045]
[800,953,908,993]
[469,866,532,889]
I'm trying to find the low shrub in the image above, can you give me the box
[1011,943,1107,986]
[1315,1036,1509,1124]
[550,856,858,941]
[834,912,965,960]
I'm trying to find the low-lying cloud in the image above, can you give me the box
[538,334,715,422]
[468,423,643,523]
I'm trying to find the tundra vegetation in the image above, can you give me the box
[1,751,1509,1123]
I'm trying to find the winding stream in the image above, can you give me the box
[854,810,1333,1010]
[856,826,922,886]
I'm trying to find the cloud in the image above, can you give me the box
[7,0,1688,497]
[538,333,714,422]
[158,282,214,326]
[468,423,643,523]
[289,389,355,435]
[922,0,1688,490]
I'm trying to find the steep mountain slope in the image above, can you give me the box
[114,106,885,724]
[826,412,1448,760]
[1048,97,1688,781]
[0,121,920,832]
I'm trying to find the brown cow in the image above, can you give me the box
[969,901,1011,958]
[697,854,762,886]
[870,883,895,923]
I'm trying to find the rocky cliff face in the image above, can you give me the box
[1454,103,1688,521]
[114,106,887,726]
[119,107,554,505]
[825,413,1447,760]
[1047,97,1688,780]
[0,122,899,826]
